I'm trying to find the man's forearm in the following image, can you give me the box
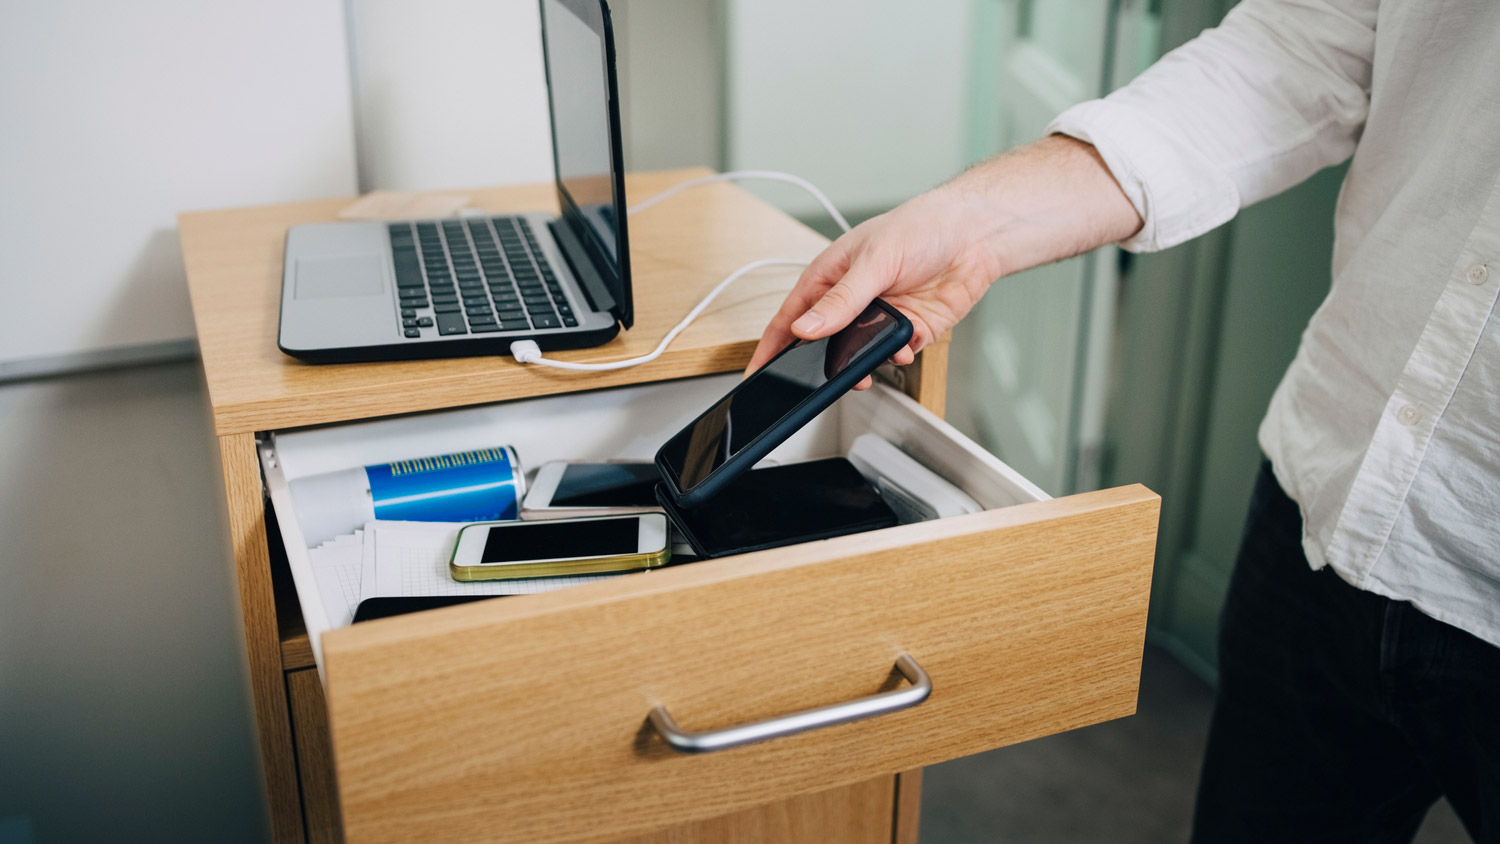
[746,134,1145,368]
[932,135,1143,283]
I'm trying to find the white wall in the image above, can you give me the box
[347,0,555,191]
[0,1,357,376]
[726,0,973,217]
[0,1,573,377]
[614,0,722,172]
[345,0,722,190]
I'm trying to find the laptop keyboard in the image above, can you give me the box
[387,217,579,338]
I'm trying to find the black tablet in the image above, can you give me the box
[654,298,912,509]
[656,458,898,558]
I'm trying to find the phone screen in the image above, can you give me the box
[552,463,660,507]
[481,517,637,563]
[658,303,904,493]
[669,458,897,557]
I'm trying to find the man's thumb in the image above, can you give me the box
[790,262,882,338]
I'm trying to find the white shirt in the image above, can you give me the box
[1048,0,1500,647]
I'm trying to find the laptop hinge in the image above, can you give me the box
[548,219,618,319]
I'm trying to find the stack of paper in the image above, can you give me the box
[307,530,368,628]
[307,520,618,629]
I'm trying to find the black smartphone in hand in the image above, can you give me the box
[655,298,912,508]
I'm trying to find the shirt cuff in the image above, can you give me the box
[1046,98,1241,253]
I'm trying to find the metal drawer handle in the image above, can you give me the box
[648,654,931,754]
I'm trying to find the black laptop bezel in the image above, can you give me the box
[538,0,634,330]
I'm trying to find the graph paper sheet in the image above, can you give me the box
[359,524,377,607]
[365,520,615,600]
[308,530,365,628]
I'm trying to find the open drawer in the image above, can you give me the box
[260,375,1158,844]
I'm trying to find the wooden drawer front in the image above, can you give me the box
[322,485,1157,844]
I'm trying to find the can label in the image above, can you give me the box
[366,447,522,523]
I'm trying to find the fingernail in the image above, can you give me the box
[792,312,825,334]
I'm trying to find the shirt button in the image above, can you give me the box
[1397,404,1422,426]
[1467,263,1489,285]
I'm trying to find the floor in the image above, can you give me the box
[920,646,1472,844]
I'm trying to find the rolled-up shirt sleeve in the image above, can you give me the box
[1047,0,1377,252]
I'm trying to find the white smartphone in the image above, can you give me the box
[449,512,670,581]
[847,433,982,524]
[521,460,663,519]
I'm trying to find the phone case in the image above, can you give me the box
[655,298,913,509]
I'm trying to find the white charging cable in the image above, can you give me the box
[510,257,811,370]
[626,169,852,233]
[510,171,851,371]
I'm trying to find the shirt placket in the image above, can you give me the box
[1326,180,1500,585]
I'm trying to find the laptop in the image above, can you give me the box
[278,0,633,363]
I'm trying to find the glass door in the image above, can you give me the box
[949,0,1154,496]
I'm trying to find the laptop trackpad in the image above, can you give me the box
[294,255,386,299]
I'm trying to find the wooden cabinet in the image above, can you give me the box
[181,169,1158,844]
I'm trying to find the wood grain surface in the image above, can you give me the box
[612,778,893,844]
[892,769,923,844]
[287,673,891,844]
[902,339,948,419]
[218,433,305,843]
[321,485,1159,844]
[282,633,316,672]
[181,169,837,436]
[288,669,346,844]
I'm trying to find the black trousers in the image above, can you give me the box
[1190,462,1500,844]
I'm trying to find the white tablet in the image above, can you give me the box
[847,433,982,524]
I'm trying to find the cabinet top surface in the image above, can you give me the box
[180,168,829,436]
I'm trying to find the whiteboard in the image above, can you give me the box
[0,0,358,377]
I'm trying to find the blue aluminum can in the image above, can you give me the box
[290,446,526,546]
[365,446,525,523]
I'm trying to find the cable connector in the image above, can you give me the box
[509,339,544,363]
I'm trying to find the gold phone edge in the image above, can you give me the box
[448,524,671,582]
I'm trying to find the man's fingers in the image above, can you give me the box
[745,245,851,373]
[746,280,831,372]
[745,325,793,374]
[789,256,890,339]
[773,250,848,328]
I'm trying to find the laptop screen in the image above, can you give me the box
[540,0,633,328]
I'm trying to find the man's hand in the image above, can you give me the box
[747,187,992,375]
[746,135,1143,387]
